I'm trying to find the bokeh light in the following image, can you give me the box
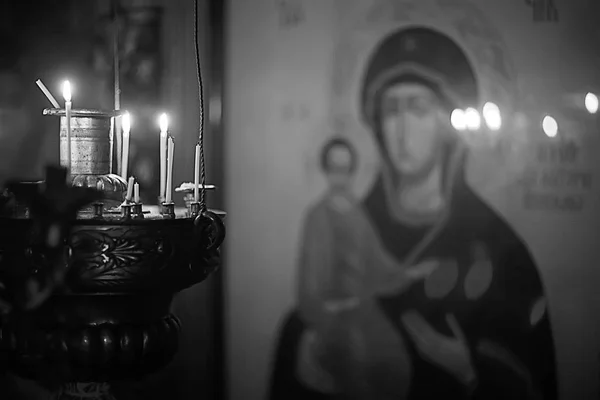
[482,102,502,131]
[465,108,481,131]
[450,109,467,131]
[585,92,598,114]
[542,115,558,137]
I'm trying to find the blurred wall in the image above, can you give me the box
[225,0,600,399]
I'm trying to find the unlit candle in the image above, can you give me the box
[134,183,140,204]
[126,176,134,203]
[35,79,60,108]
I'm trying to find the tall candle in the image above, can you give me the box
[121,112,131,180]
[126,176,134,203]
[134,183,140,204]
[194,142,200,203]
[62,81,72,174]
[159,113,168,200]
[165,137,174,204]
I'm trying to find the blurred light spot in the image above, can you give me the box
[585,92,598,114]
[450,109,467,131]
[483,102,502,131]
[542,115,558,137]
[465,108,481,131]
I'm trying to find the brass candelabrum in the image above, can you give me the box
[0,109,225,399]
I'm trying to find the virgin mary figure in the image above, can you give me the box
[270,27,557,400]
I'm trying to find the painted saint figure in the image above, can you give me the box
[270,27,557,400]
[277,138,438,398]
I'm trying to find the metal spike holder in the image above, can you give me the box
[0,108,225,399]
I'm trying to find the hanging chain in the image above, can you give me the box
[194,0,207,214]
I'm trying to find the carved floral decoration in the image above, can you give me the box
[69,228,171,285]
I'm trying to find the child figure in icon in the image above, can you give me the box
[270,27,557,400]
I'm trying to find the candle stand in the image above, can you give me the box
[0,109,225,399]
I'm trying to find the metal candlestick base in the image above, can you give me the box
[0,168,226,400]
[132,203,145,219]
[161,202,176,219]
[190,202,201,217]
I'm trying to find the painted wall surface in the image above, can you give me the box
[226,0,600,399]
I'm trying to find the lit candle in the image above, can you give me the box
[194,142,200,203]
[165,137,175,204]
[121,112,131,180]
[134,182,140,204]
[126,176,135,203]
[62,81,72,174]
[159,113,168,201]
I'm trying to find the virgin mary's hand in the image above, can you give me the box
[401,311,477,388]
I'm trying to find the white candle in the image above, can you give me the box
[35,79,60,108]
[121,112,131,180]
[134,183,140,204]
[159,113,168,200]
[194,142,200,203]
[62,81,72,174]
[126,176,134,203]
[166,137,174,204]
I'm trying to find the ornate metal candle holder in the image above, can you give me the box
[0,109,225,399]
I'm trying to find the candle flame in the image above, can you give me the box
[159,113,169,133]
[62,81,72,102]
[122,112,131,135]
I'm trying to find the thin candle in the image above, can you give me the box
[35,79,60,108]
[109,117,115,174]
[62,81,72,174]
[121,112,131,180]
[159,113,168,200]
[126,176,135,203]
[134,183,140,204]
[194,143,200,203]
[165,137,174,204]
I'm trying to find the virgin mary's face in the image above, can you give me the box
[380,82,444,177]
